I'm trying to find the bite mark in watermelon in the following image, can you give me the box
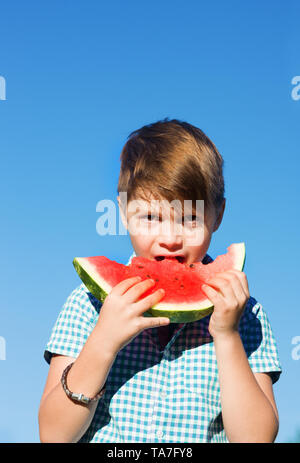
[73,243,246,323]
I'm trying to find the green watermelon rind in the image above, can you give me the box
[73,242,246,324]
[233,242,246,272]
[73,258,109,304]
[143,306,214,323]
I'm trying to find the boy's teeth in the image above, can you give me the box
[155,256,185,263]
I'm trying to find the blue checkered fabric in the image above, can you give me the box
[44,252,282,443]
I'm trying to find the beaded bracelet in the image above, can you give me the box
[61,362,106,405]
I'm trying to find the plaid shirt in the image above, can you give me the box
[44,252,282,443]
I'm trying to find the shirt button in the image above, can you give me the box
[156,429,164,438]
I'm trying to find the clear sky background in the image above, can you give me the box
[0,0,299,443]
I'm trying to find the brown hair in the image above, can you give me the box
[117,117,225,219]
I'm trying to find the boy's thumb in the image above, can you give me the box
[151,317,170,328]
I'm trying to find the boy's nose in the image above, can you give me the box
[157,228,183,250]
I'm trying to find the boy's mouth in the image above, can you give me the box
[154,255,186,264]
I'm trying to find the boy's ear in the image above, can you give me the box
[213,198,226,232]
[117,195,128,230]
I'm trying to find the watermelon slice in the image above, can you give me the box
[72,243,246,323]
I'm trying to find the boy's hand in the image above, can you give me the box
[201,270,250,339]
[95,276,169,356]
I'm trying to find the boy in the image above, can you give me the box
[38,118,282,443]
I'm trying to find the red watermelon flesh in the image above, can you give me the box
[73,242,245,323]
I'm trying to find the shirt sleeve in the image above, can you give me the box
[239,297,282,384]
[44,283,102,365]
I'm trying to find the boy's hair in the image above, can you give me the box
[117,117,225,218]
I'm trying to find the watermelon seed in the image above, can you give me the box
[155,278,159,282]
[189,264,195,268]
[137,265,144,269]
[174,277,178,280]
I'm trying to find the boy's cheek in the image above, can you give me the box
[129,234,154,256]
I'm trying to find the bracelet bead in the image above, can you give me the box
[61,362,106,405]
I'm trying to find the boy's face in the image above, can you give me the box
[117,194,225,266]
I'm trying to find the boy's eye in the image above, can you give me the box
[183,215,198,222]
[141,214,160,221]
[140,214,200,223]
[183,215,202,227]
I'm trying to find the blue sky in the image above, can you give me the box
[0,0,299,443]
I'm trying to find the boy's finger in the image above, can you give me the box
[201,284,222,304]
[204,275,236,300]
[226,270,250,297]
[140,314,170,330]
[134,288,166,314]
[212,271,249,303]
[111,276,142,296]
[123,278,156,302]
